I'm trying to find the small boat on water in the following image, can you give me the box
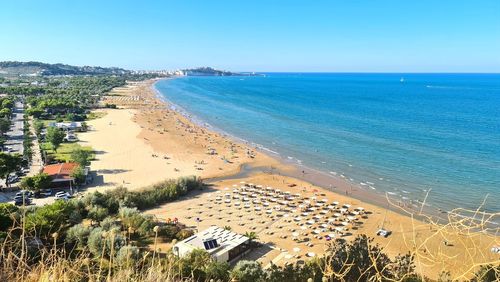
[400,77,405,83]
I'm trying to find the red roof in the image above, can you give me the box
[43,162,79,181]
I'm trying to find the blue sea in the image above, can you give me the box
[155,73,500,215]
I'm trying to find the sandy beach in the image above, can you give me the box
[79,81,282,190]
[78,79,499,279]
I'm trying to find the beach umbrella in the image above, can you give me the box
[307,252,316,257]
[332,201,339,205]
[294,217,302,221]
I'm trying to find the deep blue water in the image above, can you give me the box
[155,73,500,213]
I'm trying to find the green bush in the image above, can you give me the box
[231,260,265,282]
[206,261,230,282]
[125,177,203,209]
[0,203,18,232]
[157,224,181,241]
[100,217,120,231]
[175,229,194,241]
[115,245,141,268]
[88,227,125,258]
[88,206,109,223]
[25,199,77,238]
[65,223,91,248]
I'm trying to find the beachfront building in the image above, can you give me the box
[48,121,86,132]
[172,226,251,263]
[42,162,88,189]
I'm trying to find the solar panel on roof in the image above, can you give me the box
[203,239,219,250]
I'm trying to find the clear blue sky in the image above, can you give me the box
[1,0,499,72]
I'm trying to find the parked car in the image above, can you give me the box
[14,196,32,206]
[34,189,53,198]
[8,175,20,183]
[40,189,53,197]
[64,134,78,142]
[15,190,33,198]
[55,191,71,200]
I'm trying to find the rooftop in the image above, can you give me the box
[181,226,249,254]
[43,162,79,181]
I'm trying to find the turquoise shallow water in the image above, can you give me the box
[155,73,500,214]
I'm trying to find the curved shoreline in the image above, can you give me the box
[151,78,499,228]
[94,78,500,278]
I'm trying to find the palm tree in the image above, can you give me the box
[244,231,259,248]
[223,225,232,231]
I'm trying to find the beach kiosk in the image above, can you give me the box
[172,226,251,263]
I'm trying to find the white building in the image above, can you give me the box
[173,226,251,263]
[48,122,85,131]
